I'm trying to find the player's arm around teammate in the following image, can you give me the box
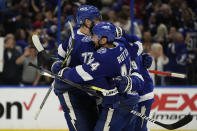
[114,27,154,131]
[53,22,144,131]
[51,5,102,131]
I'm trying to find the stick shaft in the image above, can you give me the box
[148,70,171,76]
[148,70,186,78]
[34,82,54,120]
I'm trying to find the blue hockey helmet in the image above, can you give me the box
[92,22,116,42]
[76,5,101,25]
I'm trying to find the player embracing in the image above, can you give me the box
[51,5,101,131]
[53,22,144,131]
[51,4,150,131]
[113,27,154,131]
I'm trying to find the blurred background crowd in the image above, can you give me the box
[0,0,196,86]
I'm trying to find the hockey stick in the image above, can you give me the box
[119,105,193,130]
[32,34,54,120]
[29,62,103,98]
[32,22,75,120]
[32,34,51,66]
[29,63,118,97]
[29,63,193,130]
[148,70,186,78]
[61,21,75,68]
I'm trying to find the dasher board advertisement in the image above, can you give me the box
[0,87,68,130]
[0,86,196,131]
[148,87,197,131]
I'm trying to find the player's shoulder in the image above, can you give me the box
[96,42,125,53]
[74,29,92,43]
[114,41,127,51]
[94,42,127,61]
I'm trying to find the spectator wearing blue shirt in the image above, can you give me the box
[0,0,6,25]
[164,32,187,85]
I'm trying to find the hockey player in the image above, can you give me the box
[52,5,151,131]
[53,22,144,131]
[51,5,102,131]
[113,27,154,131]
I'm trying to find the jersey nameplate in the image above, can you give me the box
[117,49,129,64]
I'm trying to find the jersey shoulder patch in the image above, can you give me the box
[81,36,92,42]
[97,47,107,54]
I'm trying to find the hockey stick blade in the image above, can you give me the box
[32,34,44,52]
[119,103,193,130]
[155,114,193,130]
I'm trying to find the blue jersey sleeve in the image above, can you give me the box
[123,33,142,43]
[61,43,130,83]
[57,34,72,60]
[127,59,145,93]
[115,35,143,59]
[124,34,143,58]
[61,53,115,84]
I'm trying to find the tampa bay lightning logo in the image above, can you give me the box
[81,36,92,42]
[102,25,111,30]
[97,47,107,54]
[79,7,88,11]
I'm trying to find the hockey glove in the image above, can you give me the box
[53,67,71,94]
[113,75,132,93]
[51,61,63,75]
[142,53,153,69]
[37,50,51,67]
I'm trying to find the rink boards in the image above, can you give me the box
[0,86,196,131]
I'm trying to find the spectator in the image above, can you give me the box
[179,8,197,84]
[167,26,177,43]
[155,4,180,30]
[16,46,40,86]
[0,0,6,24]
[107,10,117,23]
[0,34,22,85]
[20,0,32,29]
[44,9,55,28]
[0,0,196,86]
[41,29,57,55]
[164,32,188,85]
[3,0,22,34]
[143,31,152,53]
[149,43,169,85]
[15,28,28,54]
[30,0,43,13]
[33,12,44,29]
[115,11,142,38]
[153,24,168,51]
[0,0,6,12]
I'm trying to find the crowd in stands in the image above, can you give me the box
[0,0,196,86]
